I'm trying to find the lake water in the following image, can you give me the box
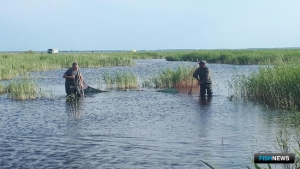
[0,59,297,168]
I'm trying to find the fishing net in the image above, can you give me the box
[83,82,105,93]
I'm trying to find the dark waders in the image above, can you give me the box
[65,71,83,97]
[200,83,213,97]
[65,82,82,98]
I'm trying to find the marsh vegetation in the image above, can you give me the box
[148,66,197,88]
[164,49,300,65]
[1,49,300,104]
[1,55,300,168]
[7,77,39,100]
[229,64,300,111]
[2,49,300,80]
[102,71,139,89]
[0,52,160,80]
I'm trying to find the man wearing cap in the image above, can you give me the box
[63,62,84,97]
[193,60,213,97]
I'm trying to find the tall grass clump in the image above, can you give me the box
[151,66,197,88]
[103,72,115,89]
[102,71,138,89]
[230,64,300,110]
[0,83,6,94]
[7,77,39,100]
[115,72,138,89]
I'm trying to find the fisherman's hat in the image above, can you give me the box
[199,60,206,64]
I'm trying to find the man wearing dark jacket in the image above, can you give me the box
[193,60,213,97]
[63,62,84,97]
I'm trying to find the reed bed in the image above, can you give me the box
[230,64,300,111]
[101,66,196,89]
[0,53,136,80]
[115,72,138,89]
[148,66,197,88]
[163,49,300,65]
[2,49,300,80]
[103,71,138,89]
[7,77,39,100]
[103,72,115,89]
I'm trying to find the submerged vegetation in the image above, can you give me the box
[230,64,300,111]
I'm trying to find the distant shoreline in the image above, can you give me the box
[1,47,300,53]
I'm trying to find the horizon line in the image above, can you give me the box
[1,47,300,53]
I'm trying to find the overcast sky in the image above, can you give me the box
[1,0,299,51]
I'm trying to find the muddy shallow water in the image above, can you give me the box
[0,59,296,168]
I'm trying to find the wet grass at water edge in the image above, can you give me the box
[229,64,300,111]
[102,71,138,89]
[4,74,54,100]
[100,65,197,90]
[7,77,39,100]
[145,66,197,88]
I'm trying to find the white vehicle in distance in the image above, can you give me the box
[47,48,58,54]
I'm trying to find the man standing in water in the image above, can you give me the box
[193,60,213,97]
[63,62,84,97]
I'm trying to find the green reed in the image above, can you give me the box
[102,71,138,89]
[2,49,300,80]
[0,83,6,94]
[103,72,115,89]
[115,72,138,89]
[7,77,39,100]
[101,66,196,90]
[229,64,300,111]
[163,49,300,65]
[0,53,137,80]
[151,66,196,88]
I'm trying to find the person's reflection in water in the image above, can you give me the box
[199,96,212,106]
[65,99,83,119]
